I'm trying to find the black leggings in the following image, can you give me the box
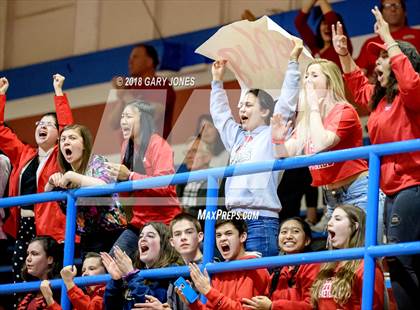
[385,185,420,310]
[12,216,36,283]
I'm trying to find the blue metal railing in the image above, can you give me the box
[1,139,420,310]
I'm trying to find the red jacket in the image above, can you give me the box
[294,10,353,69]
[0,94,73,242]
[271,263,319,310]
[344,53,420,195]
[356,26,420,77]
[47,285,105,310]
[190,255,270,310]
[121,133,181,227]
[316,261,384,310]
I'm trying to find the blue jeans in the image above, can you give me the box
[324,174,385,243]
[384,185,420,310]
[111,228,139,260]
[245,217,279,257]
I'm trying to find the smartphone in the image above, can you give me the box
[174,276,199,303]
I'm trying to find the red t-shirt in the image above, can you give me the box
[308,103,368,186]
[356,26,420,77]
[317,262,384,310]
[344,53,420,195]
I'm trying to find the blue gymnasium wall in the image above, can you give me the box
[1,0,420,101]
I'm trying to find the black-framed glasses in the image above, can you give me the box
[35,121,57,128]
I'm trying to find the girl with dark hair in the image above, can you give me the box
[0,75,73,286]
[243,217,319,309]
[17,236,62,310]
[311,205,385,309]
[210,40,303,257]
[101,222,182,310]
[295,0,352,69]
[106,100,181,259]
[45,124,126,257]
[333,6,420,309]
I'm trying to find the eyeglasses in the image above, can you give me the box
[382,3,402,10]
[35,121,57,128]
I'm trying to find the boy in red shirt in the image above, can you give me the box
[41,252,107,310]
[181,218,270,310]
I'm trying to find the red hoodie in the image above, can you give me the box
[316,261,384,310]
[271,263,320,310]
[0,94,73,242]
[190,255,270,310]
[344,53,420,195]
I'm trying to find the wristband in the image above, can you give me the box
[122,269,139,281]
[337,51,349,57]
[272,138,285,145]
[386,42,398,51]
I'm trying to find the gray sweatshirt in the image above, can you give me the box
[210,61,300,217]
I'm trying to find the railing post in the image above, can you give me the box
[60,192,77,310]
[203,175,219,264]
[362,152,381,310]
[201,175,219,303]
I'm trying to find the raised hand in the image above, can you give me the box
[53,74,65,96]
[40,280,55,306]
[212,60,227,81]
[304,81,323,112]
[0,77,9,95]
[242,296,272,310]
[332,22,349,56]
[60,265,77,283]
[271,114,292,142]
[371,6,392,43]
[189,263,211,295]
[290,37,303,62]
[113,245,134,276]
[100,252,123,280]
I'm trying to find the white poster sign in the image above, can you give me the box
[195,16,313,99]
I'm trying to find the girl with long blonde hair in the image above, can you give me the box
[272,59,373,218]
